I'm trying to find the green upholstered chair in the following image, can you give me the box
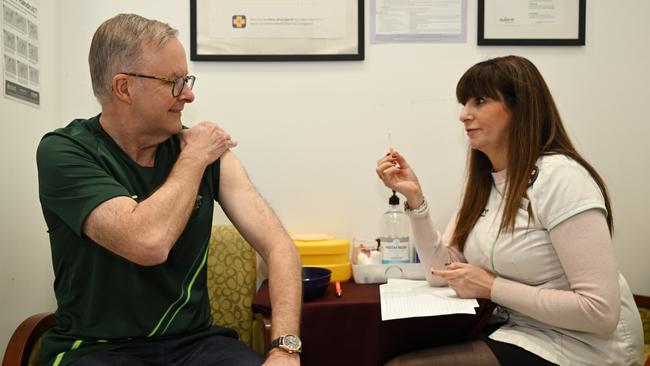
[636,295,650,366]
[206,224,268,354]
[3,225,269,366]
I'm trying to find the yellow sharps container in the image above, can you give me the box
[293,236,351,283]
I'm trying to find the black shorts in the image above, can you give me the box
[73,326,265,366]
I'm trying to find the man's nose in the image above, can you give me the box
[178,84,195,103]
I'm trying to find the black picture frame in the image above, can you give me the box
[478,0,585,46]
[190,0,364,61]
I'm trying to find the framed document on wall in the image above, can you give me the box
[478,0,586,46]
[190,0,364,61]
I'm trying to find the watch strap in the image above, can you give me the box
[269,337,281,348]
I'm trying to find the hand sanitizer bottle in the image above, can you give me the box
[380,191,411,263]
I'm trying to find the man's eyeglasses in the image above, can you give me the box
[120,72,196,97]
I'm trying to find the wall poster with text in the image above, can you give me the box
[2,0,40,106]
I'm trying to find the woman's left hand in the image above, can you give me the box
[431,262,496,299]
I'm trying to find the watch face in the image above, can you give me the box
[282,334,302,350]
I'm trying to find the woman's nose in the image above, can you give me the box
[459,105,471,123]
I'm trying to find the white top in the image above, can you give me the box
[408,154,644,366]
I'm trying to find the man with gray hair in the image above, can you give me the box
[36,13,301,366]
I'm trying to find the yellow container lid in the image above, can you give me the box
[293,236,349,256]
[300,253,349,266]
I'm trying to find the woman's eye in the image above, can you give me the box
[476,97,486,105]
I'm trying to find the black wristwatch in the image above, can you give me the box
[269,334,302,354]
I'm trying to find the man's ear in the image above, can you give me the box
[111,74,132,103]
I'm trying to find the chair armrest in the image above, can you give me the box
[262,315,272,355]
[2,312,55,366]
[634,294,650,308]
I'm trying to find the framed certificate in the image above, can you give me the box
[478,0,586,46]
[190,0,364,61]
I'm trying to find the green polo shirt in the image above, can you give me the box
[36,115,220,366]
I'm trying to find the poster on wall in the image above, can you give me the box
[190,0,364,61]
[2,0,40,106]
[478,0,586,45]
[371,0,467,44]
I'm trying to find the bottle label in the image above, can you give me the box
[380,236,410,263]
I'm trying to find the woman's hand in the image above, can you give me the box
[375,149,424,207]
[431,262,496,299]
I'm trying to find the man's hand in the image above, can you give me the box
[82,121,237,266]
[431,262,496,299]
[263,348,300,366]
[180,121,237,166]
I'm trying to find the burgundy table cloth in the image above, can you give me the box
[252,280,495,366]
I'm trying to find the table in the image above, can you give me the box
[252,280,495,366]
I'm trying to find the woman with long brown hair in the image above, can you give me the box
[376,55,642,366]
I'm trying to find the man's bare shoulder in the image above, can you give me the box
[219,150,248,181]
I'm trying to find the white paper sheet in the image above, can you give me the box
[380,279,479,321]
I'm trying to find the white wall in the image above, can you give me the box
[0,0,59,355]
[3,0,649,356]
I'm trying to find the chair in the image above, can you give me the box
[2,312,54,366]
[206,225,270,354]
[2,225,270,366]
[635,294,650,366]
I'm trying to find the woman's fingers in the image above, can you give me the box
[431,268,454,279]
[377,150,396,165]
[376,161,400,181]
[431,263,466,281]
[444,262,465,270]
[392,152,412,170]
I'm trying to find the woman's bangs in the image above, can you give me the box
[456,62,502,104]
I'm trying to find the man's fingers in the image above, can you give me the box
[200,120,221,129]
